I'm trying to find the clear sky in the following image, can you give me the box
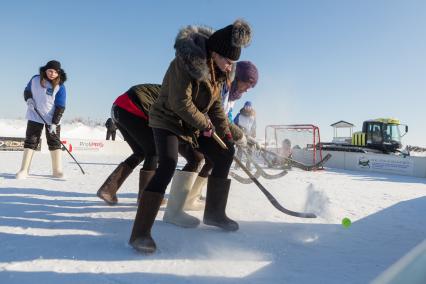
[1,0,425,146]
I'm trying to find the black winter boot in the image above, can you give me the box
[137,169,155,203]
[129,191,164,254]
[203,177,239,231]
[137,169,167,206]
[97,162,134,205]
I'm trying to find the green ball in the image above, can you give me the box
[342,217,352,228]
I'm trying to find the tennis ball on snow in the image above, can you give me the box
[341,217,352,228]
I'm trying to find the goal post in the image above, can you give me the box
[264,124,323,164]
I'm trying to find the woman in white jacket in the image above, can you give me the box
[16,60,67,179]
[233,101,256,170]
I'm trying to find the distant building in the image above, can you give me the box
[330,120,354,144]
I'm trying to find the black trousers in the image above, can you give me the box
[24,120,61,150]
[112,105,157,170]
[106,130,116,141]
[199,157,214,177]
[144,128,235,194]
[179,143,214,178]
[179,143,204,172]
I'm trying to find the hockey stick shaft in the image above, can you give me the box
[259,146,331,171]
[34,108,85,174]
[238,146,288,179]
[212,133,316,218]
[247,136,330,171]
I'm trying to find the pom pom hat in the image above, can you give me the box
[207,19,252,61]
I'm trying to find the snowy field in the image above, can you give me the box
[1,150,425,284]
[0,119,123,141]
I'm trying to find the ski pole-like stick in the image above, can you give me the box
[212,132,316,218]
[34,107,85,174]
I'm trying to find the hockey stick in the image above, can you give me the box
[260,150,275,168]
[230,147,287,183]
[230,159,287,183]
[247,137,331,171]
[34,108,85,174]
[284,153,332,171]
[238,146,288,179]
[229,170,261,184]
[213,133,316,218]
[261,148,332,171]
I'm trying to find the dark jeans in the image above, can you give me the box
[24,120,61,150]
[112,105,157,170]
[144,128,235,194]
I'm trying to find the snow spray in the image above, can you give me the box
[303,183,331,220]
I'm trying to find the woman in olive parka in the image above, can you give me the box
[129,19,252,254]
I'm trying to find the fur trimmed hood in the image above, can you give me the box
[39,67,67,84]
[174,25,214,81]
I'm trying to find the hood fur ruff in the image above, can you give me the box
[174,25,214,81]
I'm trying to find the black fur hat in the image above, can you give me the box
[207,19,251,61]
[44,60,61,71]
[39,60,67,83]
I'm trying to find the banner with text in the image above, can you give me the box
[356,155,414,175]
[0,137,41,151]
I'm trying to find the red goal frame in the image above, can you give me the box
[264,124,322,164]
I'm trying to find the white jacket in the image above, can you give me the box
[25,75,66,124]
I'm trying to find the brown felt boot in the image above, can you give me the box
[97,162,133,205]
[203,176,239,231]
[129,191,164,254]
[137,169,168,206]
[137,169,155,203]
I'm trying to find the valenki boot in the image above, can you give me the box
[129,191,164,254]
[137,169,155,203]
[163,170,200,228]
[97,162,133,205]
[183,175,207,211]
[16,148,35,179]
[203,176,239,231]
[137,169,168,206]
[50,149,64,178]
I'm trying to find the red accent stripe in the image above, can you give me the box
[114,93,148,120]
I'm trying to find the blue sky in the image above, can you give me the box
[1,0,425,146]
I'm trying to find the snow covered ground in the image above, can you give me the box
[0,119,123,141]
[1,149,425,284]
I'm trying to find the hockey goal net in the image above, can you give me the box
[263,124,323,165]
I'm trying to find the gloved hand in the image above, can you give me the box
[26,98,36,110]
[203,120,213,137]
[246,135,256,146]
[49,124,57,134]
[224,132,235,146]
[234,134,247,147]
